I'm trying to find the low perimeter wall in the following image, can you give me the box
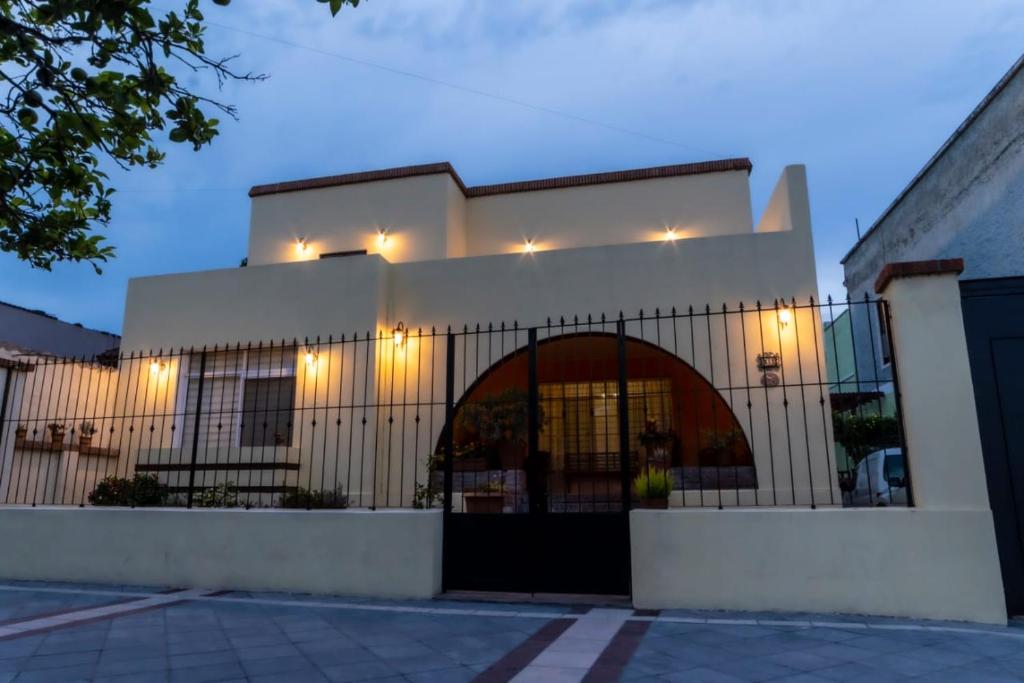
[631,508,1007,624]
[0,507,443,599]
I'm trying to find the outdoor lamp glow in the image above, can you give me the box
[664,227,679,241]
[149,360,166,376]
[778,306,793,327]
[295,238,309,255]
[523,239,536,254]
[303,348,318,369]
[377,230,389,249]
[393,322,406,348]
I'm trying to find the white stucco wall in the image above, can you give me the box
[121,254,390,352]
[630,508,1006,624]
[464,169,754,255]
[0,507,443,598]
[247,174,460,267]
[247,165,757,266]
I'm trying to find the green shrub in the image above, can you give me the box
[412,481,441,509]
[88,474,167,507]
[832,413,899,463]
[195,481,240,508]
[279,486,348,509]
[633,468,672,499]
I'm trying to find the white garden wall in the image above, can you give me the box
[0,507,443,599]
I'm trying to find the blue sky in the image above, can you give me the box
[2,0,1022,336]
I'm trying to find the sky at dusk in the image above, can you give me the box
[1,0,1022,337]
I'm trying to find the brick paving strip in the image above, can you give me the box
[582,619,651,682]
[505,608,635,682]
[474,618,576,682]
[0,588,208,641]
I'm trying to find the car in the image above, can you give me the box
[850,447,907,506]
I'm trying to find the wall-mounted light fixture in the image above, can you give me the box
[523,239,536,254]
[393,322,406,348]
[295,238,309,256]
[777,306,793,328]
[149,360,167,377]
[376,230,389,249]
[303,347,318,369]
[664,227,679,241]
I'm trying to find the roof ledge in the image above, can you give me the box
[874,258,965,293]
[247,158,753,199]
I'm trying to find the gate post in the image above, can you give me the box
[874,259,989,510]
[617,320,632,511]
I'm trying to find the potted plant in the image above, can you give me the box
[455,388,536,471]
[47,423,66,449]
[14,424,28,447]
[639,419,674,469]
[465,478,505,513]
[632,467,672,509]
[78,421,97,449]
[698,428,744,467]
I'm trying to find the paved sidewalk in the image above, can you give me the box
[0,581,1021,682]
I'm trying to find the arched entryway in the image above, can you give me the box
[440,332,755,511]
[441,329,755,596]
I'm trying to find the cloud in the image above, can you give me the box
[1,0,1021,334]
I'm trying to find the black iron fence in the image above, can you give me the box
[0,296,908,510]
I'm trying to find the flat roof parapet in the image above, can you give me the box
[248,158,753,199]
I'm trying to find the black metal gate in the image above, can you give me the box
[961,277,1024,616]
[441,324,634,596]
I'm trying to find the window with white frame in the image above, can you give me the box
[178,348,297,449]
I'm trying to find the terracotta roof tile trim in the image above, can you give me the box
[248,158,752,198]
[874,258,965,293]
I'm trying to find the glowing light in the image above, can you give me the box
[778,307,793,327]
[304,348,318,369]
[295,238,309,255]
[393,322,406,348]
[149,360,166,376]
[664,227,679,241]
[377,231,389,249]
[523,239,536,254]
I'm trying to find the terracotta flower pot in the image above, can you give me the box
[79,435,93,450]
[633,497,669,510]
[465,493,504,514]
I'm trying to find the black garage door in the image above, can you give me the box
[961,277,1024,616]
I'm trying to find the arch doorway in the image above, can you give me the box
[442,329,755,596]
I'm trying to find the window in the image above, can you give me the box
[180,348,297,448]
[540,378,673,468]
[876,300,892,366]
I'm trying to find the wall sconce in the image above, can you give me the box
[523,239,536,254]
[303,347,318,369]
[393,322,406,348]
[777,306,793,328]
[149,360,167,376]
[664,227,679,241]
[376,230,389,249]
[295,238,309,256]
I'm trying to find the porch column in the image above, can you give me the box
[874,258,990,510]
